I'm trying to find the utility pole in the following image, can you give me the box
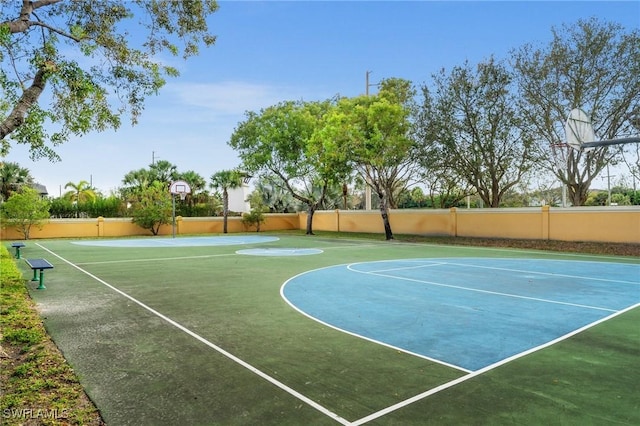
[363,71,379,210]
[602,164,616,205]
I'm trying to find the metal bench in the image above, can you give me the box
[25,258,54,290]
[11,242,25,259]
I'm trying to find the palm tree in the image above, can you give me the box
[64,180,96,217]
[210,170,243,233]
[149,160,178,187]
[0,162,34,202]
[177,170,207,208]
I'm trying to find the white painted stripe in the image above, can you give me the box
[443,260,640,285]
[76,253,237,266]
[280,266,473,374]
[35,243,350,425]
[351,302,640,425]
[348,265,618,313]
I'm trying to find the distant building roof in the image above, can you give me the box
[33,183,48,196]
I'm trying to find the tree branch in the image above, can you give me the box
[4,0,80,42]
[0,68,47,140]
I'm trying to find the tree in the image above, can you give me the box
[0,1,218,160]
[253,175,298,213]
[0,186,49,239]
[0,161,34,201]
[242,190,267,232]
[318,92,414,240]
[64,179,96,203]
[63,179,96,217]
[230,100,349,235]
[210,169,243,233]
[512,18,640,205]
[120,167,152,200]
[120,160,179,199]
[176,170,207,213]
[416,58,538,208]
[149,160,179,187]
[130,181,172,235]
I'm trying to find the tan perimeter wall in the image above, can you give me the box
[1,207,638,244]
[300,206,640,244]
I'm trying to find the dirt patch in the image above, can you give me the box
[398,235,640,257]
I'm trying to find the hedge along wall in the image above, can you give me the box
[0,207,638,244]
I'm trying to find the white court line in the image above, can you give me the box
[442,260,640,285]
[361,269,617,312]
[347,264,619,313]
[280,266,473,374]
[350,301,640,425]
[35,243,350,425]
[76,253,237,266]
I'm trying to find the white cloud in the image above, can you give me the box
[165,81,311,116]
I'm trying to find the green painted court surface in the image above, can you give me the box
[14,234,640,425]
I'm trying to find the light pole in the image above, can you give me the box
[364,71,379,210]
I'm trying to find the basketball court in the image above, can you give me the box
[11,234,640,425]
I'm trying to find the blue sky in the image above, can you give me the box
[4,1,640,196]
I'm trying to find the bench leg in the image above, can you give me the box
[37,270,46,290]
[14,247,21,259]
[31,269,39,282]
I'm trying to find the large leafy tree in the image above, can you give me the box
[318,92,414,240]
[210,169,243,233]
[512,18,640,206]
[229,100,349,235]
[416,58,538,208]
[0,161,34,201]
[0,0,218,160]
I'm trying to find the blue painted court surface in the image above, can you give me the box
[72,235,279,247]
[281,258,640,372]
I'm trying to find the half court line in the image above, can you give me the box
[35,243,351,426]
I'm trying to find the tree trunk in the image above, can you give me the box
[306,204,316,235]
[378,191,394,240]
[223,190,228,233]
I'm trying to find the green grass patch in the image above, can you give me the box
[0,244,103,425]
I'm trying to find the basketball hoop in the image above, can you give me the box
[169,180,191,238]
[565,108,595,150]
[170,180,191,200]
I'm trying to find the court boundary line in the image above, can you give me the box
[350,301,640,425]
[35,243,351,425]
